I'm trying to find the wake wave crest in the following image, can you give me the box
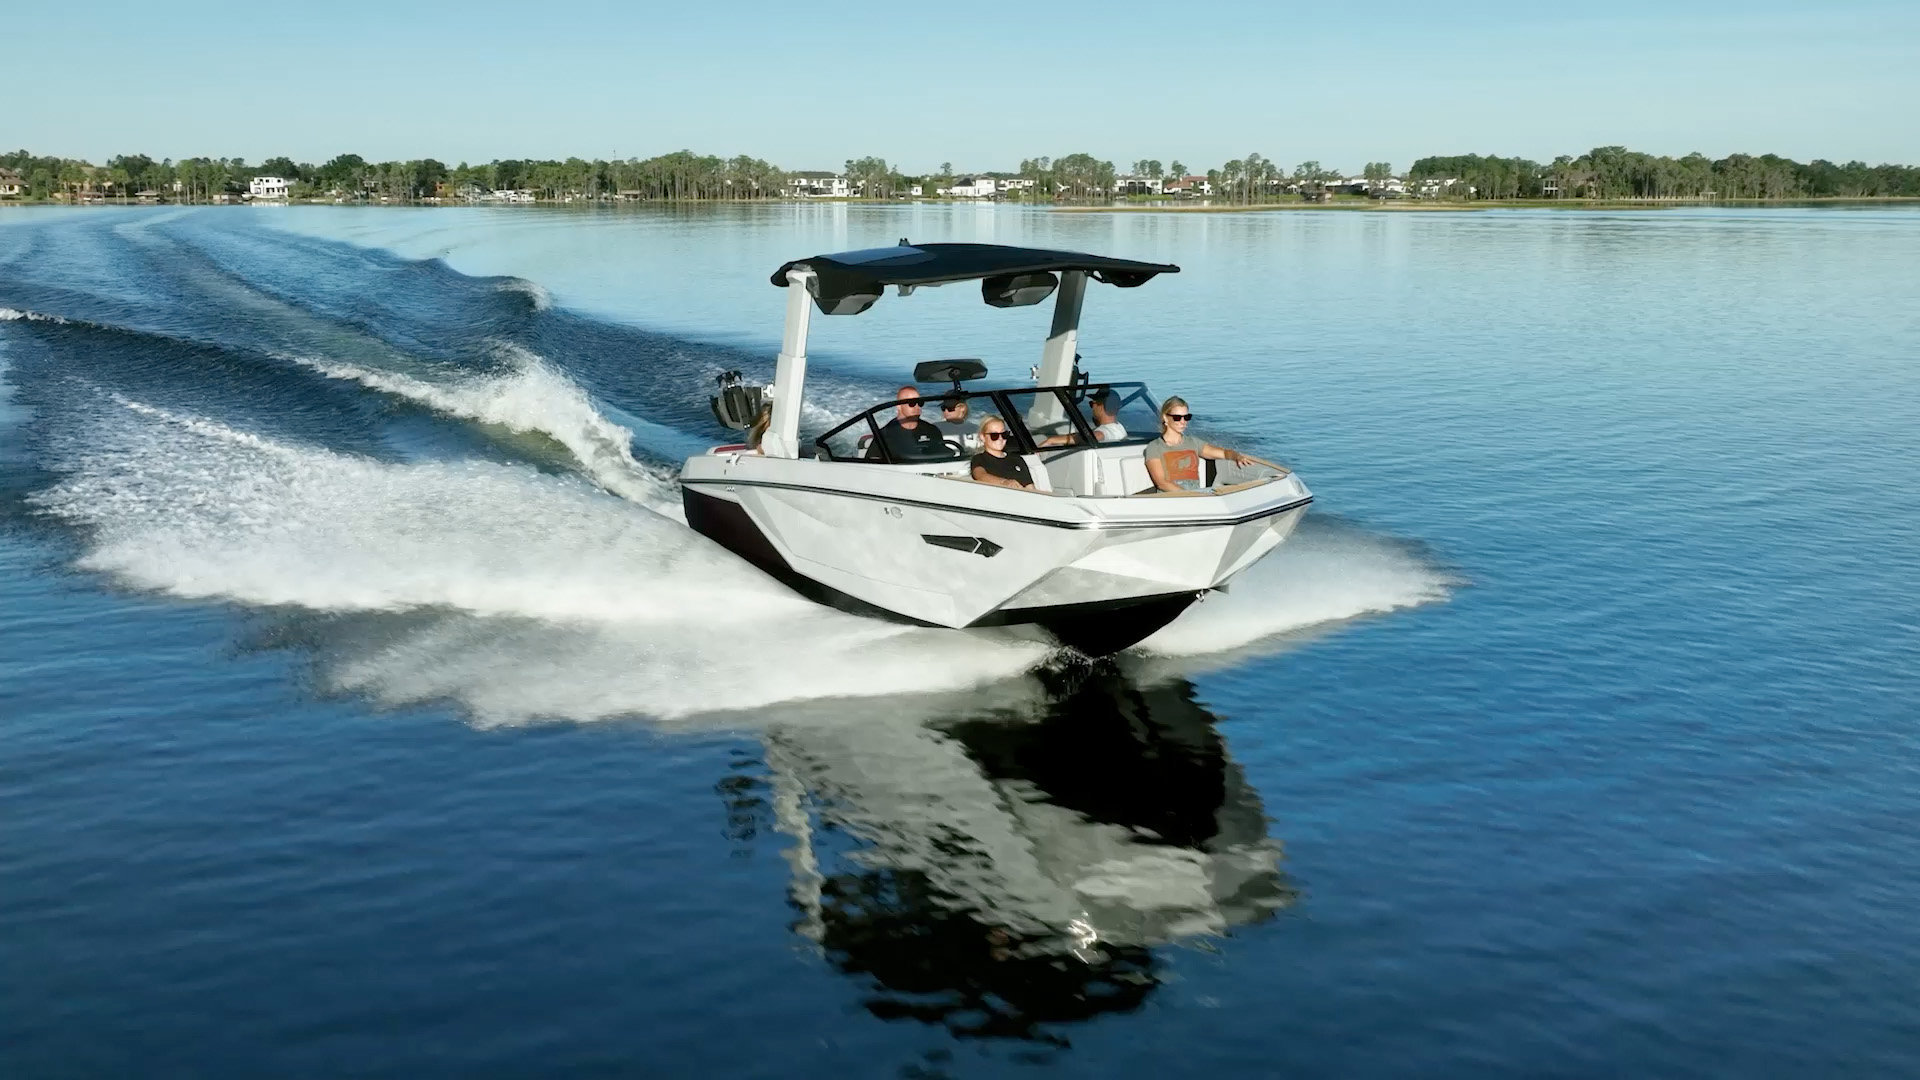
[291,343,681,515]
[495,277,553,311]
[0,307,70,324]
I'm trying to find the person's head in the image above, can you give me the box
[978,414,1010,455]
[1159,396,1192,436]
[894,385,923,423]
[941,396,969,424]
[1090,390,1116,424]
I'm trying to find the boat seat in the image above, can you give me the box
[1023,455,1054,493]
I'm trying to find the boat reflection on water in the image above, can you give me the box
[736,663,1292,1042]
[249,609,1290,1042]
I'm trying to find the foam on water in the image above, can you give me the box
[0,340,18,428]
[291,343,682,515]
[30,395,1052,720]
[308,614,1050,728]
[1138,521,1455,657]
[0,307,69,324]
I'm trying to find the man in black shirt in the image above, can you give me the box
[874,385,950,462]
[969,416,1036,490]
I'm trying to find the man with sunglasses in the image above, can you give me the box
[874,385,950,462]
[969,415,1036,490]
[1144,395,1266,493]
[1038,389,1127,448]
[940,394,981,451]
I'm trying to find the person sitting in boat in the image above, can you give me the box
[1143,395,1277,493]
[745,404,771,454]
[941,395,980,450]
[873,385,949,462]
[970,416,1036,490]
[1039,389,1127,448]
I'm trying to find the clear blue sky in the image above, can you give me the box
[12,0,1918,171]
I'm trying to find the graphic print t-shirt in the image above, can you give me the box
[876,418,948,461]
[1144,437,1203,491]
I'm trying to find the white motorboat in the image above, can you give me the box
[678,242,1313,655]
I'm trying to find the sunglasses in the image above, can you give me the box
[901,402,921,409]
[983,431,1009,441]
[1167,413,1194,422]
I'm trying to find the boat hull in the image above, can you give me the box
[679,454,1311,655]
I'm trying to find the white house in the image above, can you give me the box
[1116,174,1163,196]
[0,168,24,197]
[247,175,290,200]
[946,176,997,198]
[787,171,851,197]
[1163,175,1213,197]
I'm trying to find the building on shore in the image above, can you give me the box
[1116,174,1164,196]
[1163,175,1213,197]
[0,168,23,198]
[943,176,997,198]
[247,175,291,200]
[1415,177,1469,198]
[787,172,851,198]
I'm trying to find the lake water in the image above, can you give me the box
[2,202,1917,1076]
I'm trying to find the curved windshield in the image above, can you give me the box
[813,383,1158,464]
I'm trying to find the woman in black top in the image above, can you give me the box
[969,416,1035,490]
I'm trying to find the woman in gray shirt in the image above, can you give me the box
[1142,396,1280,493]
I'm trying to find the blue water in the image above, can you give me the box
[2,203,1917,1076]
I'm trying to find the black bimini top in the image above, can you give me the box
[770,242,1179,315]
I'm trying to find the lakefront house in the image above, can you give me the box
[0,168,24,198]
[247,175,291,200]
[943,176,997,198]
[787,172,851,198]
[1163,175,1213,197]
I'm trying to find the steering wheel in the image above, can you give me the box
[943,438,966,459]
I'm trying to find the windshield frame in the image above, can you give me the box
[812,382,1158,463]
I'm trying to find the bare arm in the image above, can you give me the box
[1201,443,1290,475]
[1200,441,1251,466]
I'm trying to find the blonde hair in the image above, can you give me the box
[746,404,772,450]
[1159,396,1189,431]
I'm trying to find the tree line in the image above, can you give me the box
[0,149,789,203]
[5,144,1917,204]
[1411,147,1920,199]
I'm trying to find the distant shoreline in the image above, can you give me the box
[1056,196,1920,213]
[6,195,1918,213]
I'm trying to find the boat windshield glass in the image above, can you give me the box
[813,383,1160,463]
